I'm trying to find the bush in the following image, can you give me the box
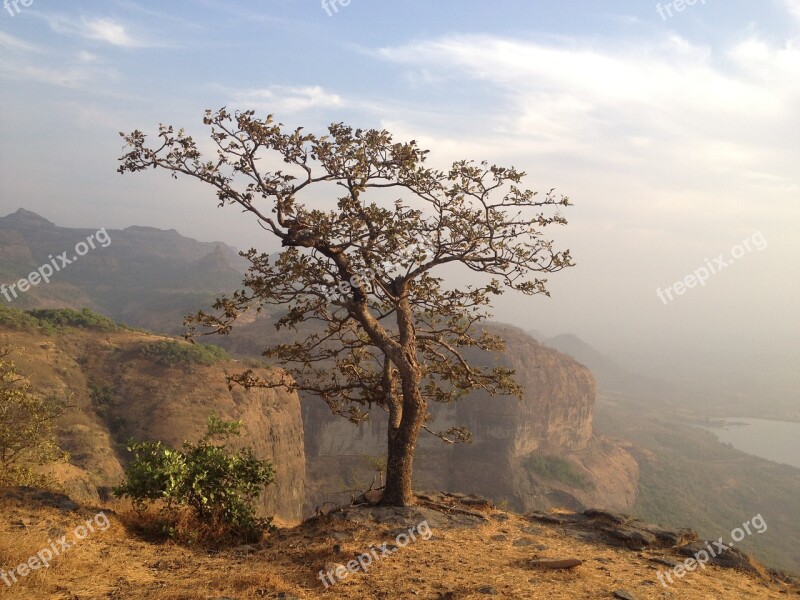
[113,415,274,544]
[524,453,594,490]
[139,340,228,366]
[0,307,120,334]
[0,351,68,487]
[28,308,119,331]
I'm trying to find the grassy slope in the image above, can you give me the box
[0,492,792,599]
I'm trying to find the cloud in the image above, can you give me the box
[229,85,345,114]
[780,0,800,22]
[44,14,159,48]
[82,17,139,47]
[0,30,40,53]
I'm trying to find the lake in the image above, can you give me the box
[704,418,800,468]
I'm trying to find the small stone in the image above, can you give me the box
[332,543,342,554]
[528,558,583,569]
[535,544,549,551]
[513,538,534,547]
[613,591,636,600]
[363,489,383,506]
[490,534,508,542]
[520,526,541,535]
[491,513,510,522]
[477,585,498,594]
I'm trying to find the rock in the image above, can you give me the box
[513,539,534,547]
[613,591,636,600]
[528,558,583,569]
[334,505,485,530]
[276,594,299,600]
[648,556,681,568]
[490,534,508,542]
[477,585,498,594]
[491,513,510,522]
[332,544,342,554]
[584,509,629,525]
[608,525,657,549]
[535,544,549,551]
[363,489,383,506]
[520,526,541,535]
[677,541,764,575]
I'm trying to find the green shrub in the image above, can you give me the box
[113,415,274,543]
[27,308,119,331]
[0,307,49,332]
[524,453,594,490]
[0,307,120,334]
[139,340,228,366]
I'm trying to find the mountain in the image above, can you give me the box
[543,333,680,404]
[0,208,247,334]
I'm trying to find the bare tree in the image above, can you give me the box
[118,109,573,506]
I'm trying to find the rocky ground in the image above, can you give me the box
[1,488,797,599]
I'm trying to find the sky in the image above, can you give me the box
[0,0,798,394]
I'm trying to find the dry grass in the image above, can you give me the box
[0,494,793,600]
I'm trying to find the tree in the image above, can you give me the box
[0,350,67,487]
[113,415,275,541]
[118,109,573,506]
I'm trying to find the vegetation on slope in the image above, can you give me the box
[139,339,228,366]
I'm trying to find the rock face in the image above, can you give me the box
[0,324,305,522]
[302,324,638,514]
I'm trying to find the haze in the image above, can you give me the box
[1,0,798,405]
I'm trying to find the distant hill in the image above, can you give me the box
[543,333,681,405]
[0,208,247,334]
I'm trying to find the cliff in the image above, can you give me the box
[0,314,305,522]
[298,323,639,514]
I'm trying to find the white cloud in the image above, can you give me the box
[82,18,138,47]
[780,0,800,22]
[0,30,40,53]
[44,14,158,48]
[230,85,345,114]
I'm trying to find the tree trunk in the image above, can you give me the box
[382,349,426,506]
[382,388,425,506]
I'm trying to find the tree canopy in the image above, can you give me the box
[119,109,573,505]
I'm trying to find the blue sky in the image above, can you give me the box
[1,0,799,383]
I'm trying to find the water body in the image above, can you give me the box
[704,418,800,468]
